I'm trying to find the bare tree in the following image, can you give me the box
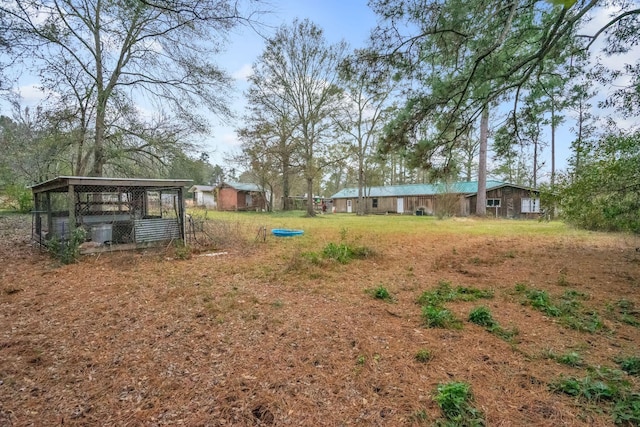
[336,54,395,215]
[251,19,347,216]
[1,0,262,176]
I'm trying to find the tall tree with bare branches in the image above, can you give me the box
[1,0,263,176]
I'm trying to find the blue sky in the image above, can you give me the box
[207,0,378,164]
[4,1,638,182]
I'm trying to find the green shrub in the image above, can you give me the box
[48,227,86,264]
[3,184,33,213]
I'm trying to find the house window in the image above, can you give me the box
[372,198,378,208]
[521,198,540,213]
[486,199,501,207]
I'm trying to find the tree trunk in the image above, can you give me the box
[476,106,488,216]
[282,157,290,210]
[306,177,315,216]
[357,155,365,216]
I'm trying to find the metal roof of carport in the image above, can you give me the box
[31,176,193,193]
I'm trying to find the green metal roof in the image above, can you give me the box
[330,180,509,199]
[223,181,263,192]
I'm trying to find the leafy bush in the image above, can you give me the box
[3,184,33,213]
[48,227,86,264]
[550,131,640,233]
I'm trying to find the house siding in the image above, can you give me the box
[216,184,267,211]
[331,184,539,218]
[467,187,541,219]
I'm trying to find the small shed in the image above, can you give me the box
[216,181,267,211]
[188,185,216,208]
[330,180,540,218]
[31,176,192,252]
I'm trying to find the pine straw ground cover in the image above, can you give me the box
[1,211,639,426]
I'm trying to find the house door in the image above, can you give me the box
[347,200,352,213]
[397,197,404,214]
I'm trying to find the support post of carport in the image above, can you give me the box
[68,184,76,235]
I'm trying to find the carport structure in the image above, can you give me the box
[31,176,192,252]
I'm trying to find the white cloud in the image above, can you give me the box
[232,64,254,81]
[16,83,52,105]
[221,131,241,147]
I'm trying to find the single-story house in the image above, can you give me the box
[188,185,216,208]
[216,181,268,211]
[330,180,541,218]
[31,176,192,253]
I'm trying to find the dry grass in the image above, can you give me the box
[1,212,639,426]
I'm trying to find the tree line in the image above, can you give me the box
[0,0,638,230]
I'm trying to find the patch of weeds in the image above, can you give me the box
[522,287,604,333]
[469,306,519,342]
[456,287,494,301]
[503,250,516,258]
[469,256,482,265]
[550,366,640,424]
[408,409,429,424]
[272,300,284,309]
[525,289,562,317]
[612,393,640,425]
[545,350,584,367]
[608,299,640,327]
[173,241,191,260]
[433,381,485,426]
[322,242,373,264]
[490,325,519,342]
[514,282,528,293]
[558,352,584,367]
[616,356,640,376]
[422,305,462,329]
[468,306,496,328]
[417,281,493,306]
[301,251,323,265]
[356,355,366,366]
[415,348,433,363]
[366,285,393,302]
[557,273,570,286]
[550,367,627,402]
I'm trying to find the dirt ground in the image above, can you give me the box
[1,214,639,426]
